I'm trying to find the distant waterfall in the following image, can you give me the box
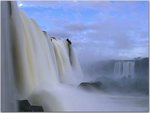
[114,61,135,79]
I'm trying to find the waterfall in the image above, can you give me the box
[114,61,135,79]
[8,1,83,111]
[1,1,18,111]
[114,62,122,77]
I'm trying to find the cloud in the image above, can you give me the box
[48,30,71,39]
[65,22,89,32]
[19,1,149,62]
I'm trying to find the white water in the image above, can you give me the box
[11,1,82,97]
[9,2,148,112]
[114,61,135,79]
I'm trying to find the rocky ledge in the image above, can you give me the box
[18,100,44,112]
[79,81,102,91]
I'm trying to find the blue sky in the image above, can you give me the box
[18,1,149,62]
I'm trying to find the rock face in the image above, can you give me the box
[79,81,102,91]
[135,57,149,78]
[134,57,149,94]
[18,100,44,112]
[18,100,31,112]
[30,106,44,112]
[66,38,72,45]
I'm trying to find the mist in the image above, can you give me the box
[18,1,149,111]
[80,57,149,94]
[1,1,149,112]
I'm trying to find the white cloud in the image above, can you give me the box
[20,1,149,62]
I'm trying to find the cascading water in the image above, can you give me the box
[3,1,148,112]
[114,61,135,79]
[10,1,83,111]
[114,62,122,77]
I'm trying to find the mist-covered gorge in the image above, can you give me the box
[81,58,149,95]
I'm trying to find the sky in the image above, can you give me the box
[18,1,149,62]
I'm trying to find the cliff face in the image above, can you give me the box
[134,58,149,94]
[135,58,149,79]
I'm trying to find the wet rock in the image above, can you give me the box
[31,106,44,112]
[79,81,102,90]
[66,38,72,45]
[51,37,56,39]
[18,100,32,112]
[18,100,44,112]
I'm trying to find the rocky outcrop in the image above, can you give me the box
[134,57,149,94]
[18,100,44,112]
[79,81,102,91]
[135,57,148,78]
